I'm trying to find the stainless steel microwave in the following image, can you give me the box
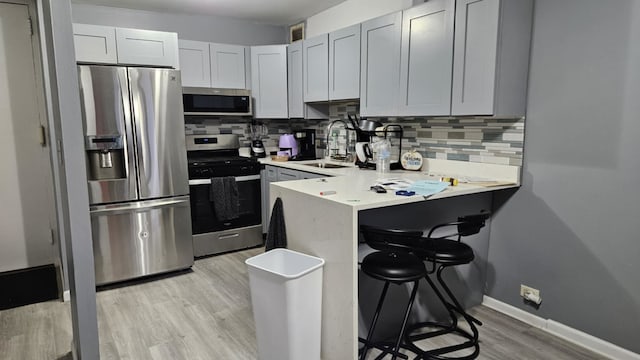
[182,87,252,116]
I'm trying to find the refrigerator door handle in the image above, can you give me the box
[119,68,135,188]
[90,196,190,215]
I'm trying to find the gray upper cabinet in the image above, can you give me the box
[451,0,533,117]
[73,24,117,64]
[251,45,288,119]
[210,43,247,89]
[115,28,179,68]
[178,40,248,89]
[288,41,304,118]
[360,12,403,117]
[288,41,330,119]
[303,34,329,102]
[329,24,361,100]
[399,0,455,116]
[178,39,211,87]
[74,24,179,68]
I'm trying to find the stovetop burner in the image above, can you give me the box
[185,134,261,179]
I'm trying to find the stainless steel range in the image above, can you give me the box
[186,134,263,256]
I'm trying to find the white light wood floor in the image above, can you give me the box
[1,247,609,360]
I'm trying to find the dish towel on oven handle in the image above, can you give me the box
[265,197,287,251]
[209,177,240,221]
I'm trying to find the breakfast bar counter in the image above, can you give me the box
[268,159,520,359]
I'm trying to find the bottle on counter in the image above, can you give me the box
[373,139,391,176]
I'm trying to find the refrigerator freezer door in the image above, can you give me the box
[128,68,189,199]
[90,196,194,285]
[78,65,138,204]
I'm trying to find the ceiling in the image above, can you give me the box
[71,0,348,25]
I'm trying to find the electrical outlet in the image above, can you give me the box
[520,284,540,299]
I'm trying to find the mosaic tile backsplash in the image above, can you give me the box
[184,102,524,166]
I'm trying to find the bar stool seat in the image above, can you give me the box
[359,225,427,360]
[416,239,474,265]
[362,251,427,283]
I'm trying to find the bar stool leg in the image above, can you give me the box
[361,280,421,360]
[390,280,420,360]
[405,265,482,359]
[436,266,482,328]
[361,281,391,360]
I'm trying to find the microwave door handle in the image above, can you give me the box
[188,174,260,185]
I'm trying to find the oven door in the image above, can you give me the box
[189,175,261,234]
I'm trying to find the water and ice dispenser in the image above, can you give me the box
[85,135,126,181]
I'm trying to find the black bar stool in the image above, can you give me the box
[359,225,427,360]
[405,212,491,360]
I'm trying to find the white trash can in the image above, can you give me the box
[245,248,325,360]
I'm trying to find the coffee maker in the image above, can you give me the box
[290,129,317,161]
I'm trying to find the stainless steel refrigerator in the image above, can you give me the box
[77,65,193,286]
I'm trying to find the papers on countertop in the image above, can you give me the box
[406,180,449,196]
[373,174,517,197]
[373,178,450,197]
[426,174,517,187]
[456,175,516,187]
[373,178,414,190]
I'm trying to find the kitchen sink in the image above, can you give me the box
[302,162,351,169]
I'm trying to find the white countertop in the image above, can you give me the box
[259,155,521,211]
[261,152,520,359]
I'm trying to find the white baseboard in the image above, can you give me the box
[482,296,640,360]
[63,290,70,302]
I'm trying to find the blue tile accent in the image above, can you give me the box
[447,153,470,161]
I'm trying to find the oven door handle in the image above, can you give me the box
[189,175,260,186]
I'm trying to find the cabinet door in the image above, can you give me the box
[360,12,402,117]
[115,28,179,68]
[276,168,300,181]
[299,171,324,180]
[266,166,278,182]
[178,39,211,87]
[399,0,454,116]
[73,24,117,64]
[287,41,304,118]
[303,34,329,102]
[251,45,288,119]
[210,43,247,89]
[329,24,361,100]
[451,0,500,115]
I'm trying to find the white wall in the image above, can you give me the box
[305,0,414,38]
[71,4,286,45]
[0,2,55,273]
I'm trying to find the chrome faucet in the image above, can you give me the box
[325,119,353,162]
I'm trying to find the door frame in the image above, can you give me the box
[1,0,64,297]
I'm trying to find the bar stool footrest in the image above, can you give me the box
[404,321,480,360]
[359,337,419,360]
